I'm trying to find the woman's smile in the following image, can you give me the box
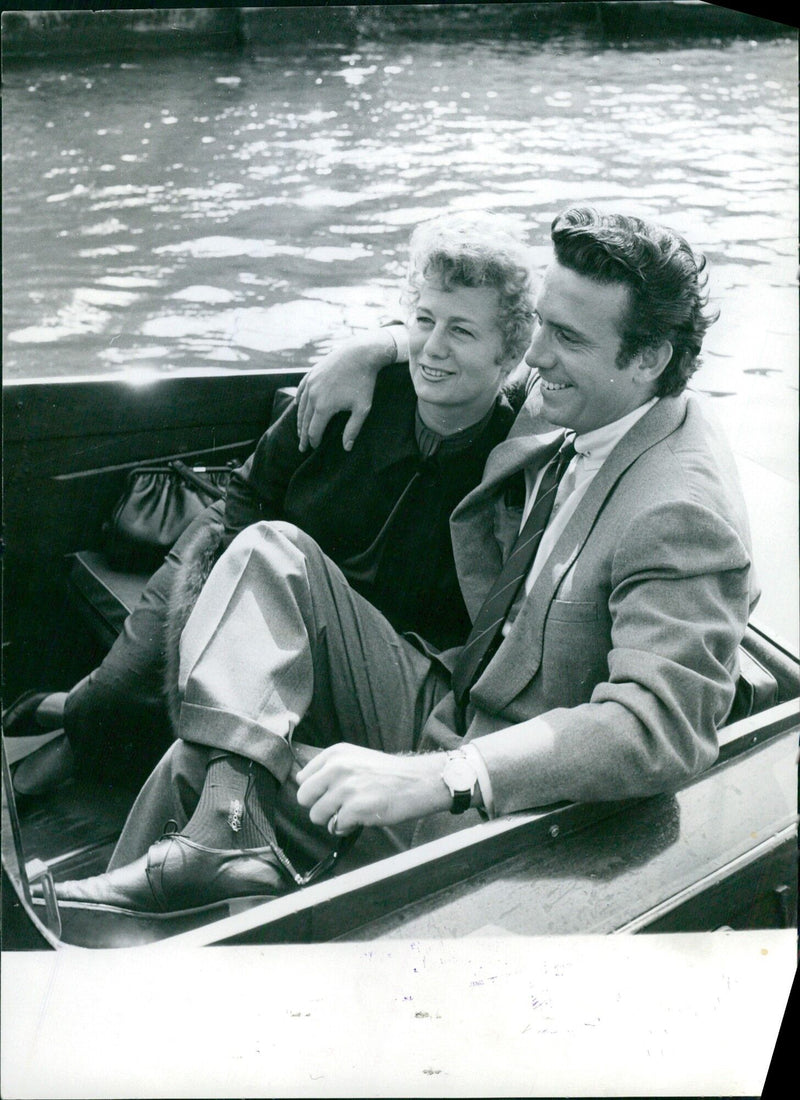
[418,362,455,382]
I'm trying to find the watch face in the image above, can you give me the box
[444,756,474,792]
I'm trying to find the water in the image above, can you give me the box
[2,32,798,646]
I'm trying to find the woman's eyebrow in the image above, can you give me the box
[416,308,481,327]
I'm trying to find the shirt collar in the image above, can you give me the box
[414,402,497,458]
[573,396,659,465]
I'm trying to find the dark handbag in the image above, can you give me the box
[103,459,235,572]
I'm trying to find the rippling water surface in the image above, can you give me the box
[3,32,798,643]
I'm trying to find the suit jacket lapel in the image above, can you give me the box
[450,426,565,619]
[459,391,689,711]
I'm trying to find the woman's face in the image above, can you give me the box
[408,279,515,431]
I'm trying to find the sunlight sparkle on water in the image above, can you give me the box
[171,285,237,303]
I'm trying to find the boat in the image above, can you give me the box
[2,365,798,951]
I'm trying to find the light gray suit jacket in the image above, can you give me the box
[420,382,758,813]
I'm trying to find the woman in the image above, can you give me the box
[7,210,535,797]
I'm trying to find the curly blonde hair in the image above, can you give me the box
[401,211,535,364]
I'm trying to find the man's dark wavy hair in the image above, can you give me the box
[551,207,718,396]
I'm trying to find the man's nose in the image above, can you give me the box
[525,325,554,370]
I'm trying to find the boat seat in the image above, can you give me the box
[727,631,780,723]
[66,550,150,652]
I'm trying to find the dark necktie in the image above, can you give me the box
[451,436,576,708]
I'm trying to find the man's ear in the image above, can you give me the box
[635,340,672,384]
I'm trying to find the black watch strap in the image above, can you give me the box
[450,787,472,815]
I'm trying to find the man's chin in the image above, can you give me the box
[540,392,573,427]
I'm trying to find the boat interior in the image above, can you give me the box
[2,368,799,950]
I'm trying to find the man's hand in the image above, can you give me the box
[296,327,401,452]
[295,743,450,833]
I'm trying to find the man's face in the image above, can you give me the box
[525,260,655,434]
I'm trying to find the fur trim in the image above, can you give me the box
[163,512,226,735]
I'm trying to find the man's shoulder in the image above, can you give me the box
[621,392,751,540]
[638,391,739,476]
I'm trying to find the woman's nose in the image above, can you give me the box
[423,324,449,359]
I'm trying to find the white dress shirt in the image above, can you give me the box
[517,396,659,602]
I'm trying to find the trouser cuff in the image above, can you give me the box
[178,702,294,784]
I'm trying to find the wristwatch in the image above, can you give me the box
[441,750,477,815]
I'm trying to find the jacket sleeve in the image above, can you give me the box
[470,498,755,810]
[222,401,306,549]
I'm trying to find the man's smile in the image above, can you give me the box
[541,378,571,391]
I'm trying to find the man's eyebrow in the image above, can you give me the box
[539,311,587,340]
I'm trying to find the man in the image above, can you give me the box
[44,207,757,917]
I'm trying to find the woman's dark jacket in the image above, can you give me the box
[224,364,520,650]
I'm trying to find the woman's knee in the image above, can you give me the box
[63,656,167,740]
